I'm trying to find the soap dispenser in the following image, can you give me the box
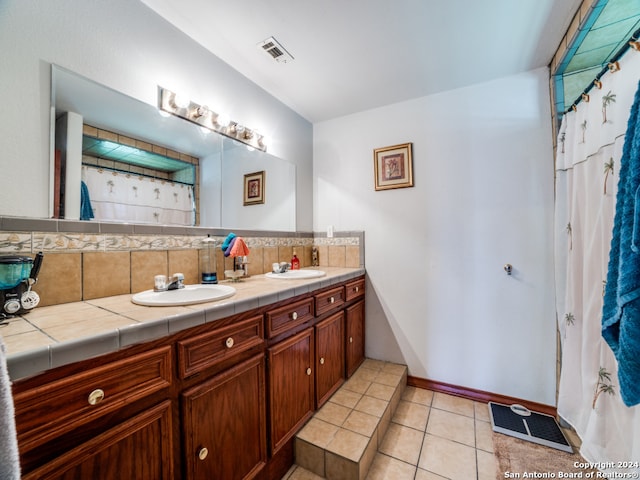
[201,235,218,284]
[291,249,300,270]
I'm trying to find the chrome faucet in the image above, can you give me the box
[166,273,185,290]
[272,262,291,274]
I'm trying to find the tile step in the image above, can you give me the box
[291,359,408,480]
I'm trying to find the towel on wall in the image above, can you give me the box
[0,337,21,479]
[80,180,94,221]
[602,80,640,407]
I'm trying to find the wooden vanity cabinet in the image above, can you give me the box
[181,353,267,480]
[315,311,345,407]
[266,275,365,456]
[267,326,315,455]
[11,274,366,480]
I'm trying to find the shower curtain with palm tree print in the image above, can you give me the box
[555,50,640,472]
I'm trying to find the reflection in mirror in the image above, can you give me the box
[73,124,199,225]
[221,138,296,231]
[52,65,220,226]
[51,65,296,231]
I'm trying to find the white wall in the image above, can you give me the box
[314,68,557,405]
[0,0,312,230]
[221,146,296,231]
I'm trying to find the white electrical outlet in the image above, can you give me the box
[327,225,334,238]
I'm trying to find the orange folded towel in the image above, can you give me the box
[229,236,250,257]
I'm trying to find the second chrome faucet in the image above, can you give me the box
[154,273,184,291]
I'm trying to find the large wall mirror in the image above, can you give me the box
[51,65,296,231]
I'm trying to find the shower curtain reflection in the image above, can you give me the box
[81,166,194,225]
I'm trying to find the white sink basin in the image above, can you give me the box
[131,284,236,306]
[265,270,326,280]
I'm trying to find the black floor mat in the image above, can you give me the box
[489,402,573,453]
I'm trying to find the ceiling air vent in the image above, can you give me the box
[258,36,294,63]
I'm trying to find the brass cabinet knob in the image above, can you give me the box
[330,297,335,304]
[320,357,325,365]
[88,389,105,405]
[291,311,298,320]
[198,447,209,460]
[306,367,312,376]
[349,337,353,343]
[225,337,234,348]
[354,286,359,292]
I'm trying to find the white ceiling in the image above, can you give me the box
[139,0,582,123]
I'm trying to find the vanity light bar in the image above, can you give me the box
[158,87,267,152]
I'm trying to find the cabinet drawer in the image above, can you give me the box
[345,278,365,301]
[177,315,264,378]
[14,346,172,453]
[265,298,314,338]
[315,286,345,316]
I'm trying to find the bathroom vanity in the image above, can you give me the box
[8,269,365,480]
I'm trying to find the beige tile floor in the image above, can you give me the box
[285,388,496,480]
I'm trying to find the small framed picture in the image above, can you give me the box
[243,170,265,205]
[373,143,413,191]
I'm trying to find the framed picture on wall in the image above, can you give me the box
[243,170,265,205]
[373,142,413,191]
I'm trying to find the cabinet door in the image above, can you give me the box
[267,327,314,455]
[182,354,267,480]
[346,300,365,377]
[22,401,173,480]
[315,311,345,407]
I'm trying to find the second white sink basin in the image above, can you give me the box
[131,284,236,306]
[265,270,326,280]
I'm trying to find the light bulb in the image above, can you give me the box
[194,105,208,117]
[172,93,190,109]
[216,112,230,127]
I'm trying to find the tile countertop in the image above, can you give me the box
[1,267,365,381]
